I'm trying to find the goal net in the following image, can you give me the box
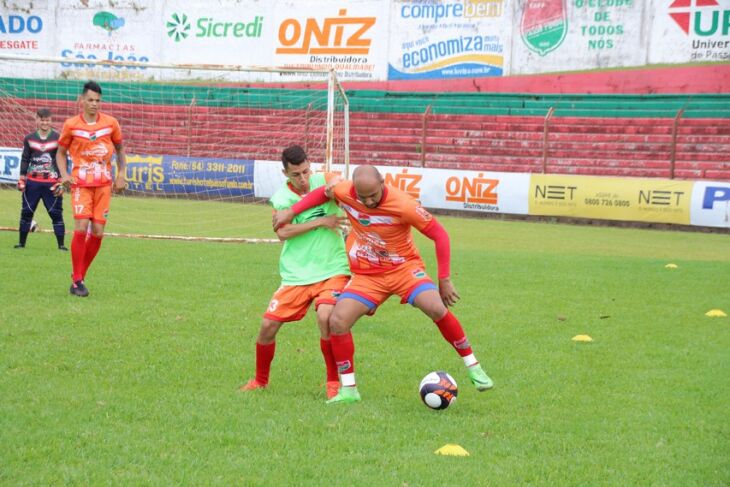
[0,55,349,242]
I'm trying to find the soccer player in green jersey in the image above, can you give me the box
[240,145,350,399]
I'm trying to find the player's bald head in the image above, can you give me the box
[353,165,384,208]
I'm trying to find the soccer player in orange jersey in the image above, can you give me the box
[57,81,127,297]
[273,165,494,404]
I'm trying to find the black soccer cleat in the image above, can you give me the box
[14,244,25,249]
[70,280,89,297]
[58,245,69,251]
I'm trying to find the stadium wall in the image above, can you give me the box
[1,0,728,88]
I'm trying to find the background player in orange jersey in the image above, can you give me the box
[273,164,494,404]
[240,145,350,399]
[57,81,127,297]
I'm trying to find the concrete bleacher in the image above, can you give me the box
[0,78,728,181]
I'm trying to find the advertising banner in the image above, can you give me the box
[254,161,529,215]
[0,4,53,57]
[528,174,694,225]
[271,0,390,82]
[160,1,275,80]
[690,181,730,228]
[388,0,509,80]
[379,166,530,214]
[127,154,254,196]
[648,0,730,64]
[511,0,646,75]
[0,147,22,183]
[54,1,157,80]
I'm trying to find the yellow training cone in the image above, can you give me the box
[705,309,727,317]
[572,335,593,342]
[665,263,678,269]
[435,444,470,457]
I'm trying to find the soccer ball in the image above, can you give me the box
[419,371,458,410]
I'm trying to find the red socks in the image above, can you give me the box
[255,342,276,385]
[320,338,339,382]
[71,231,104,281]
[435,310,473,357]
[71,230,87,281]
[82,234,103,279]
[330,332,355,375]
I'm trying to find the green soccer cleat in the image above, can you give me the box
[326,386,361,404]
[467,364,494,391]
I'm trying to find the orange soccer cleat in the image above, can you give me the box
[325,381,340,399]
[239,379,267,392]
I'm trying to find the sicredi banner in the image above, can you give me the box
[528,174,693,225]
[127,154,254,196]
[648,0,730,64]
[388,0,509,80]
[0,146,22,182]
[510,0,645,75]
[271,0,390,82]
[690,181,730,228]
[160,1,275,79]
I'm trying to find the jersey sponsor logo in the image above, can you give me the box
[80,144,109,159]
[268,299,279,312]
[415,205,432,222]
[412,269,426,278]
[28,140,58,152]
[340,203,395,226]
[72,127,113,141]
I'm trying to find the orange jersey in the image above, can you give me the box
[59,112,122,187]
[332,181,435,274]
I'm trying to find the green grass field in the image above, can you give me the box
[1,188,729,485]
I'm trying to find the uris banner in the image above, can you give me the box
[529,174,693,225]
[388,0,509,80]
[126,154,254,197]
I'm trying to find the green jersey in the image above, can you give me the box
[269,173,350,285]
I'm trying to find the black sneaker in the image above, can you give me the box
[70,280,89,297]
[14,244,25,249]
[58,245,69,251]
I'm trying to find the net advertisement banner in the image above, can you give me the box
[528,174,694,225]
[127,154,254,197]
[388,0,509,80]
[270,0,390,82]
[54,1,158,81]
[690,181,730,228]
[0,147,22,183]
[510,0,646,75]
[648,0,730,64]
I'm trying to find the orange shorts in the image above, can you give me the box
[71,185,112,224]
[339,259,437,313]
[263,274,350,323]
